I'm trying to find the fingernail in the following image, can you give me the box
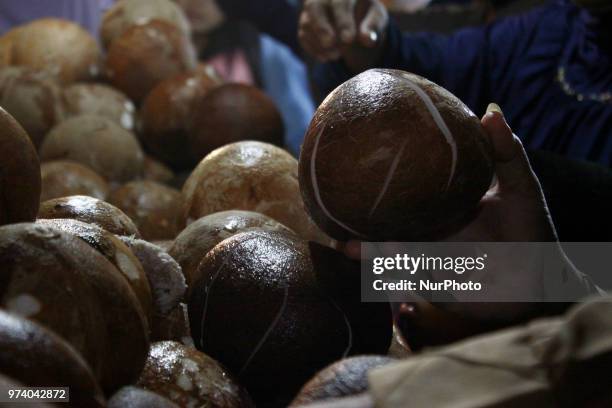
[486,103,503,115]
[369,31,378,44]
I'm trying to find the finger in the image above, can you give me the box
[358,3,387,47]
[342,240,362,260]
[299,25,341,61]
[481,103,539,194]
[304,0,338,48]
[330,0,357,44]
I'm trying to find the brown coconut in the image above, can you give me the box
[182,141,330,244]
[0,106,41,225]
[189,230,392,404]
[39,115,144,183]
[108,181,182,241]
[0,66,64,147]
[0,310,105,407]
[118,236,189,342]
[6,18,100,84]
[40,161,110,202]
[108,386,179,408]
[0,223,149,393]
[169,210,294,289]
[36,218,154,322]
[143,155,175,184]
[63,83,136,131]
[290,356,396,406]
[105,20,197,103]
[189,84,284,158]
[299,69,494,241]
[138,341,254,408]
[38,195,141,237]
[139,67,221,169]
[100,0,191,49]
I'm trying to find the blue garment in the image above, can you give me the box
[259,34,315,156]
[315,1,612,166]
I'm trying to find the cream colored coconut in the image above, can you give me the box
[181,141,330,244]
[101,0,191,49]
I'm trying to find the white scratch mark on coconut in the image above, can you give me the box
[239,286,289,376]
[402,75,458,189]
[310,126,367,238]
[199,254,230,348]
[368,138,409,218]
[329,297,353,358]
[6,294,42,318]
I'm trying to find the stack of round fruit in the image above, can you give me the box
[0,1,498,404]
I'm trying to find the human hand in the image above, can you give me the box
[298,0,389,68]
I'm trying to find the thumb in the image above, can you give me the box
[358,2,387,47]
[482,103,539,194]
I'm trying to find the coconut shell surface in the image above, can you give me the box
[189,84,284,158]
[189,230,391,404]
[290,355,396,406]
[143,155,175,184]
[63,83,136,131]
[109,386,179,408]
[40,161,110,202]
[0,311,105,407]
[36,218,154,322]
[299,69,494,241]
[38,195,141,237]
[7,18,100,84]
[39,115,144,183]
[109,181,182,241]
[138,341,254,407]
[100,0,191,49]
[0,66,64,147]
[0,223,149,393]
[140,68,221,169]
[182,141,330,244]
[0,107,41,225]
[105,20,197,102]
[119,237,188,341]
[169,210,294,289]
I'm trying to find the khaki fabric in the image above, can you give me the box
[368,297,612,408]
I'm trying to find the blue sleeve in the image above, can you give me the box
[314,6,548,115]
[217,0,301,55]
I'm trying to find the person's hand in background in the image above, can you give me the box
[298,0,388,70]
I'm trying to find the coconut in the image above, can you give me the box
[143,155,175,184]
[100,0,191,49]
[182,141,330,244]
[290,356,396,406]
[138,341,254,407]
[39,115,144,183]
[0,106,41,225]
[40,161,110,202]
[5,18,100,83]
[0,223,149,393]
[38,195,141,237]
[0,310,105,407]
[36,218,154,322]
[0,66,64,147]
[105,20,197,103]
[189,84,284,158]
[299,69,494,241]
[118,237,189,342]
[139,68,221,169]
[63,83,136,131]
[189,230,392,404]
[169,210,294,289]
[108,386,179,408]
[108,181,182,241]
